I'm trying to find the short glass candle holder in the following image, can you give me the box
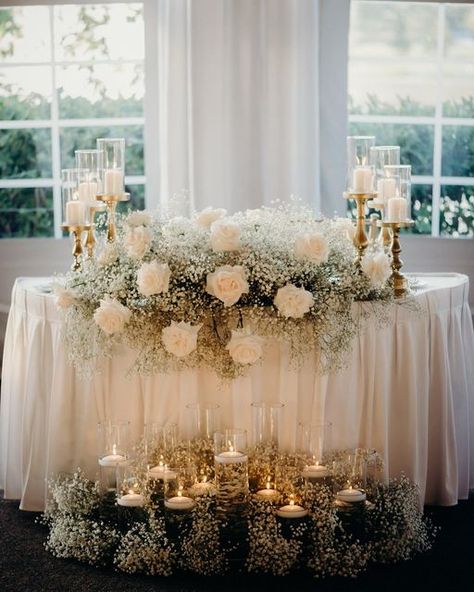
[97,138,125,197]
[383,164,412,223]
[97,420,130,467]
[333,449,367,508]
[164,467,196,511]
[346,135,376,193]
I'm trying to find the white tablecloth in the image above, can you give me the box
[1,274,473,510]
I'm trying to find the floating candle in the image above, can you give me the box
[303,464,329,478]
[276,496,308,519]
[165,487,195,510]
[336,487,366,503]
[99,444,126,467]
[215,445,248,464]
[255,488,279,501]
[147,465,177,481]
[117,492,144,507]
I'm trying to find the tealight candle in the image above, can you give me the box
[99,444,126,467]
[65,200,86,225]
[387,197,408,222]
[352,166,373,193]
[117,492,145,507]
[336,487,366,503]
[165,487,195,510]
[276,497,308,519]
[104,169,124,195]
[78,181,98,202]
[303,463,329,479]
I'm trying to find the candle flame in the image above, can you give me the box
[128,488,134,495]
[289,494,295,506]
[203,475,208,483]
[178,485,183,497]
[227,440,234,453]
[112,444,117,455]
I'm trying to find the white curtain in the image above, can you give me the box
[151,0,350,214]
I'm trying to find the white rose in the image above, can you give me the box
[162,321,201,358]
[125,225,152,260]
[97,243,118,266]
[206,265,249,307]
[274,284,313,318]
[93,296,132,335]
[226,330,264,365]
[294,232,329,264]
[209,218,241,252]
[53,285,77,309]
[194,207,227,228]
[126,210,152,227]
[361,251,391,288]
[137,261,171,297]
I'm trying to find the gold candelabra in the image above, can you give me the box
[61,224,91,271]
[343,192,376,264]
[96,193,130,242]
[378,220,414,298]
[84,204,106,258]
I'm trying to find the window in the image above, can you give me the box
[0,3,145,238]
[349,1,474,237]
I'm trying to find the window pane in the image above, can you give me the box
[0,187,54,238]
[54,4,144,62]
[442,62,474,118]
[411,184,432,235]
[0,66,52,120]
[349,2,438,60]
[117,184,145,215]
[0,7,50,63]
[0,128,52,179]
[57,64,144,118]
[349,61,436,116]
[349,122,434,176]
[440,186,474,237]
[60,125,144,175]
[442,126,474,178]
[445,5,474,60]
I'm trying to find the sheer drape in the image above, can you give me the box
[151,0,350,213]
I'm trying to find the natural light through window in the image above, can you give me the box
[349,1,474,237]
[0,3,145,239]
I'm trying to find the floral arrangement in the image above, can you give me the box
[40,446,436,579]
[54,202,394,379]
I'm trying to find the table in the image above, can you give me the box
[1,274,473,511]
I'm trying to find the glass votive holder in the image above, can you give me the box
[186,402,220,440]
[97,137,125,197]
[383,164,412,223]
[370,145,400,208]
[333,450,367,507]
[251,402,285,448]
[164,467,196,511]
[61,168,88,226]
[214,428,248,460]
[116,463,145,507]
[299,422,332,481]
[254,472,280,503]
[97,420,130,466]
[346,135,376,193]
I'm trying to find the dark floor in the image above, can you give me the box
[0,494,473,592]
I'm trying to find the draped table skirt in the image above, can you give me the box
[1,274,473,511]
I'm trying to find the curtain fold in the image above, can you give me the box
[153,0,350,214]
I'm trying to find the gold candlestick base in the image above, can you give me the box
[61,224,91,271]
[343,191,377,264]
[96,193,130,242]
[84,204,106,258]
[368,201,392,249]
[378,220,414,298]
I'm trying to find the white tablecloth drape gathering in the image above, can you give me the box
[1,274,473,511]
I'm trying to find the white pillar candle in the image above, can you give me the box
[336,488,366,503]
[104,169,124,195]
[117,492,145,507]
[215,450,248,464]
[387,197,408,222]
[78,181,98,202]
[303,464,329,478]
[276,500,308,519]
[65,201,86,225]
[352,166,373,192]
[165,495,195,510]
[377,177,397,204]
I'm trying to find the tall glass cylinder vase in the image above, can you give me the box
[186,402,220,441]
[251,402,284,449]
[97,420,130,493]
[97,138,125,196]
[214,429,249,517]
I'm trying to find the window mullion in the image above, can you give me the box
[49,6,62,239]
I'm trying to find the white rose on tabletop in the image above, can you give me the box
[126,210,152,227]
[209,218,241,252]
[97,243,118,266]
[137,261,171,297]
[294,232,329,264]
[194,207,227,228]
[93,296,132,335]
[162,321,202,358]
[226,330,264,365]
[361,251,391,288]
[53,284,77,309]
[206,265,249,307]
[125,225,152,260]
[274,284,314,318]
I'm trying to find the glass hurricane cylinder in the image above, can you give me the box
[251,402,284,449]
[383,164,412,222]
[369,145,400,208]
[299,422,333,482]
[116,463,145,506]
[346,135,376,193]
[97,420,129,492]
[97,138,125,196]
[61,168,89,226]
[186,402,220,440]
[75,149,103,202]
[214,429,249,516]
[164,467,196,511]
